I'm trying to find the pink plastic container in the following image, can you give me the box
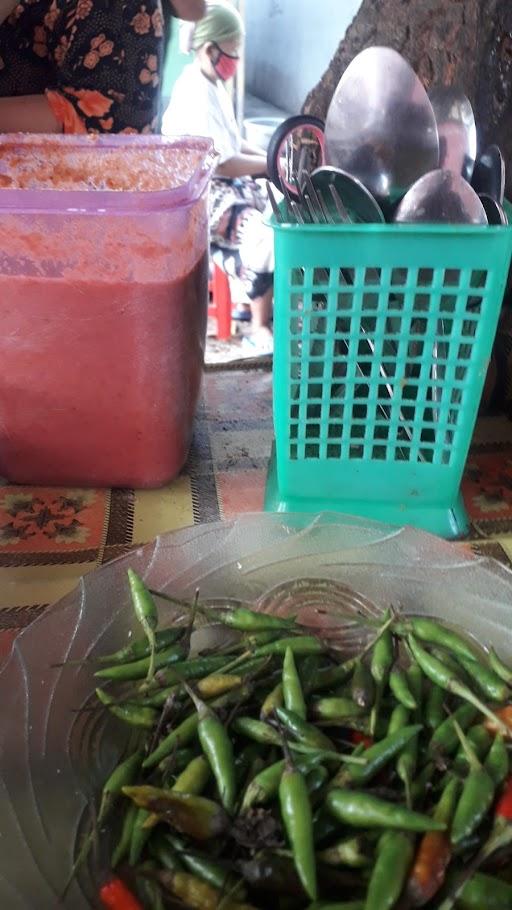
[0,134,216,488]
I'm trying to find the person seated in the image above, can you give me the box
[162,0,274,355]
[0,0,205,134]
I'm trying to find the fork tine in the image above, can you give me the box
[329,184,351,223]
[266,180,284,223]
[317,187,335,224]
[281,182,295,221]
[303,173,327,223]
[292,177,315,223]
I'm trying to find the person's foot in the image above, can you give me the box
[233,303,252,322]
[241,327,273,357]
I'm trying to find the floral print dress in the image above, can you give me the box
[0,0,169,133]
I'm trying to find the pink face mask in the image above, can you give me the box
[212,43,239,81]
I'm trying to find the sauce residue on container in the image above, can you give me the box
[0,137,206,192]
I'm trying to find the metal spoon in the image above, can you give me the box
[310,166,384,224]
[472,145,505,205]
[428,86,477,183]
[479,193,508,226]
[394,169,488,224]
[324,46,439,205]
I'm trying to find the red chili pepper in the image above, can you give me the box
[495,775,512,821]
[351,731,374,749]
[99,877,143,910]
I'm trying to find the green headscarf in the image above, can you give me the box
[191,1,244,51]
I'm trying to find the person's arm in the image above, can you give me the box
[216,153,268,179]
[241,138,267,157]
[169,0,206,20]
[0,95,61,133]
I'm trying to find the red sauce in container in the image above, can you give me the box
[0,134,215,488]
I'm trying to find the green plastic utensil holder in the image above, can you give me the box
[264,216,512,538]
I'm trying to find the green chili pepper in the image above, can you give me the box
[387,704,409,737]
[143,712,200,770]
[370,624,393,684]
[309,663,354,694]
[425,684,445,729]
[172,755,211,795]
[234,743,262,788]
[454,871,512,910]
[453,725,492,774]
[351,661,375,709]
[167,834,246,898]
[98,627,183,665]
[283,647,307,719]
[95,643,185,681]
[196,673,243,700]
[254,636,325,658]
[128,568,159,679]
[299,656,322,695]
[455,654,510,703]
[451,727,496,849]
[233,715,283,746]
[307,765,329,799]
[406,664,424,704]
[95,688,157,729]
[407,637,508,735]
[428,704,478,757]
[488,647,512,686]
[275,707,336,751]
[243,630,287,649]
[485,734,509,786]
[429,646,471,681]
[279,761,317,900]
[312,697,365,722]
[326,788,446,832]
[261,682,284,719]
[396,617,480,663]
[397,728,419,809]
[389,666,417,710]
[151,655,233,690]
[123,786,229,840]
[160,748,197,781]
[221,606,296,632]
[149,833,185,872]
[241,755,321,811]
[365,831,414,910]
[317,835,370,868]
[185,685,237,813]
[136,876,165,910]
[97,749,143,823]
[144,684,253,770]
[129,806,153,865]
[333,725,422,788]
[410,762,435,807]
[370,627,393,735]
[111,800,138,868]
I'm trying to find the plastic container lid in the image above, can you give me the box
[0,133,217,213]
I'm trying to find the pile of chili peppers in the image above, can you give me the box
[80,569,512,910]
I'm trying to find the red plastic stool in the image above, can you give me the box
[208,261,233,341]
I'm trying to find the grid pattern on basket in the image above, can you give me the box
[286,265,488,465]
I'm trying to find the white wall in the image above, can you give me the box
[245,0,362,114]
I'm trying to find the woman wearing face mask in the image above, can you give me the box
[162,0,274,355]
[0,0,205,133]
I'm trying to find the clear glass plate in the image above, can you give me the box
[1,512,512,909]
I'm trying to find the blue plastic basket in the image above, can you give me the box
[264,215,512,537]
